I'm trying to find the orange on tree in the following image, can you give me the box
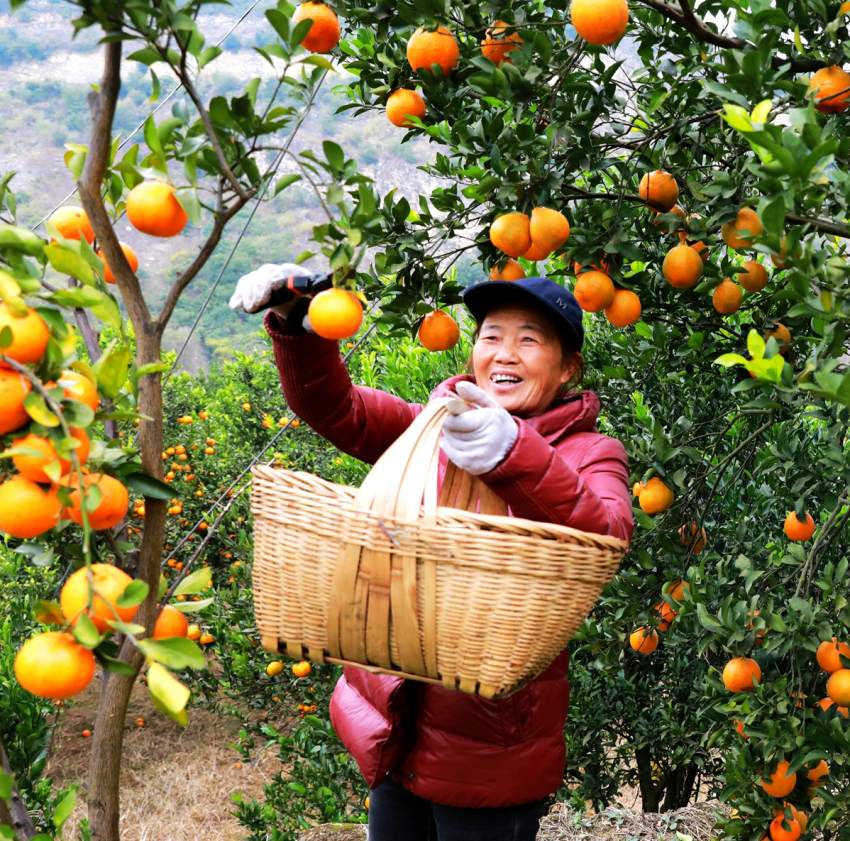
[638,476,673,514]
[199,632,215,645]
[787,807,807,834]
[722,206,763,249]
[126,180,188,238]
[783,511,815,541]
[54,369,100,411]
[806,759,829,784]
[187,623,201,641]
[738,260,768,292]
[529,207,570,253]
[0,476,62,538]
[60,563,138,631]
[48,205,94,243]
[481,20,522,65]
[0,368,31,435]
[62,473,130,531]
[662,243,704,289]
[307,287,364,340]
[386,88,426,128]
[292,2,341,53]
[571,0,629,45]
[629,626,659,654]
[12,428,90,482]
[521,240,552,261]
[407,25,460,75]
[760,760,797,798]
[153,605,189,639]
[418,309,460,351]
[712,278,742,315]
[771,236,799,270]
[734,719,748,739]
[808,65,850,113]
[292,660,312,677]
[266,660,285,677]
[652,204,686,234]
[818,696,849,716]
[816,638,850,673]
[654,600,677,632]
[826,668,850,706]
[604,288,641,327]
[667,579,691,602]
[489,259,525,281]
[769,810,801,841]
[678,522,707,554]
[632,481,644,497]
[573,271,615,312]
[0,303,49,367]
[95,242,139,284]
[638,169,679,212]
[489,212,531,258]
[690,240,709,261]
[722,656,761,692]
[14,631,96,700]
[764,323,791,354]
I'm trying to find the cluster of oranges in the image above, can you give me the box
[629,579,690,654]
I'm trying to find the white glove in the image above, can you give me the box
[228,262,314,332]
[440,381,518,476]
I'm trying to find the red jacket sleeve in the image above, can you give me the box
[264,311,421,465]
[480,422,634,541]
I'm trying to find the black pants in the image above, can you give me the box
[368,776,549,841]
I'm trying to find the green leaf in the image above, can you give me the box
[127,46,161,66]
[0,771,12,800]
[747,329,766,360]
[761,196,785,236]
[52,788,77,829]
[147,661,191,718]
[92,341,132,398]
[45,243,94,284]
[696,603,724,633]
[117,580,149,609]
[50,287,105,309]
[72,613,103,649]
[0,224,45,257]
[198,46,222,69]
[274,174,301,196]
[136,361,169,377]
[751,99,772,125]
[174,566,212,597]
[138,637,206,670]
[171,597,214,613]
[714,353,749,367]
[323,140,345,171]
[23,392,60,428]
[98,653,138,676]
[125,471,173,500]
[144,115,165,161]
[34,599,65,625]
[721,104,753,133]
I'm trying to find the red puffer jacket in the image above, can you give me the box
[264,312,634,808]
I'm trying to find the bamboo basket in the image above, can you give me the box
[251,397,627,699]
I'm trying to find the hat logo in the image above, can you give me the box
[556,297,567,309]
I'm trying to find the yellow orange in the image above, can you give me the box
[60,563,137,632]
[638,477,673,514]
[783,511,815,541]
[490,212,532,258]
[0,303,49,367]
[386,89,426,127]
[407,25,460,75]
[760,760,797,798]
[529,207,570,253]
[817,638,850,673]
[62,473,130,531]
[826,668,850,706]
[14,631,96,699]
[418,309,460,352]
[662,243,703,289]
[489,259,525,281]
[809,65,850,113]
[126,181,188,238]
[307,288,363,340]
[722,656,761,692]
[0,368,31,435]
[153,605,189,639]
[712,279,742,315]
[629,627,659,654]
[738,260,768,292]
[48,205,94,243]
[95,242,139,284]
[0,476,62,538]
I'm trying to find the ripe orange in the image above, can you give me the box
[808,65,850,113]
[187,624,201,641]
[307,288,364,340]
[489,259,525,281]
[418,309,460,351]
[95,242,139,284]
[62,473,130,531]
[787,806,807,834]
[738,260,768,292]
[765,322,791,354]
[638,170,678,212]
[292,2,340,53]
[667,579,690,602]
[54,369,100,411]
[817,638,850,673]
[690,240,709,261]
[292,660,312,677]
[386,89,426,127]
[407,25,460,75]
[806,759,829,783]
[818,696,849,716]
[14,631,96,699]
[771,236,799,270]
[529,207,571,253]
[652,204,686,234]
[12,428,89,482]
[760,760,797,798]
[481,20,522,64]
[60,563,137,631]
[490,212,532,257]
[153,605,189,639]
[521,240,552,261]
[0,476,62,538]
[199,632,216,645]
[632,481,644,497]
[629,627,659,654]
[722,656,761,692]
[571,0,629,45]
[722,207,763,249]
[0,303,49,367]
[769,810,801,841]
[734,719,748,739]
[0,368,31,435]
[654,600,677,632]
[783,511,815,541]
[266,660,284,677]
[126,181,188,238]
[827,668,850,706]
[663,244,704,289]
[604,289,641,327]
[638,477,673,515]
[712,279,742,315]
[678,522,707,554]
[574,271,615,312]
[573,259,611,276]
[48,205,94,243]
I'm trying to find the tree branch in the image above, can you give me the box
[786,212,850,239]
[0,735,38,841]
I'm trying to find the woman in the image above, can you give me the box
[230,265,634,841]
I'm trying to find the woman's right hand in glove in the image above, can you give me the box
[228,263,314,331]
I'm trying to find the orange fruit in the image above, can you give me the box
[14,631,96,699]
[817,638,850,673]
[638,477,673,514]
[712,279,742,314]
[690,240,709,261]
[638,170,679,212]
[604,289,641,327]
[0,368,31,435]
[771,236,799,270]
[95,242,139,284]
[54,369,100,411]
[0,303,49,367]
[652,204,686,234]
[418,309,460,352]
[632,481,644,497]
[760,760,797,798]
[307,288,363,340]
[489,259,525,281]
[571,0,629,45]
[662,244,704,289]
[292,660,312,677]
[667,579,690,602]
[765,322,791,354]
[153,605,189,639]
[573,259,611,275]
[734,719,748,739]
[806,759,829,783]
[655,600,677,632]
[574,271,615,312]
[788,806,807,834]
[738,260,768,292]
[529,207,571,253]
[12,428,89,482]
[722,207,763,249]
[386,88,426,127]
[809,65,850,113]
[521,240,552,261]
[818,696,849,716]
[292,2,340,53]
[783,511,815,541]
[629,627,659,654]
[60,563,137,631]
[0,476,62,538]
[841,1,850,14]
[62,473,130,531]
[827,668,850,706]
[199,632,215,645]
[722,656,761,692]
[187,624,201,641]
[126,181,188,238]
[769,810,801,841]
[678,522,707,554]
[407,25,460,75]
[481,20,522,64]
[490,212,532,257]
[48,205,94,243]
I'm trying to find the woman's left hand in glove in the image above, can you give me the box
[440,381,518,476]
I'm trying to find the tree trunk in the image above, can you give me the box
[634,747,661,812]
[0,736,38,840]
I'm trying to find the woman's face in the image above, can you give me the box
[472,304,576,417]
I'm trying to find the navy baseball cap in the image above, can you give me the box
[462,277,584,352]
